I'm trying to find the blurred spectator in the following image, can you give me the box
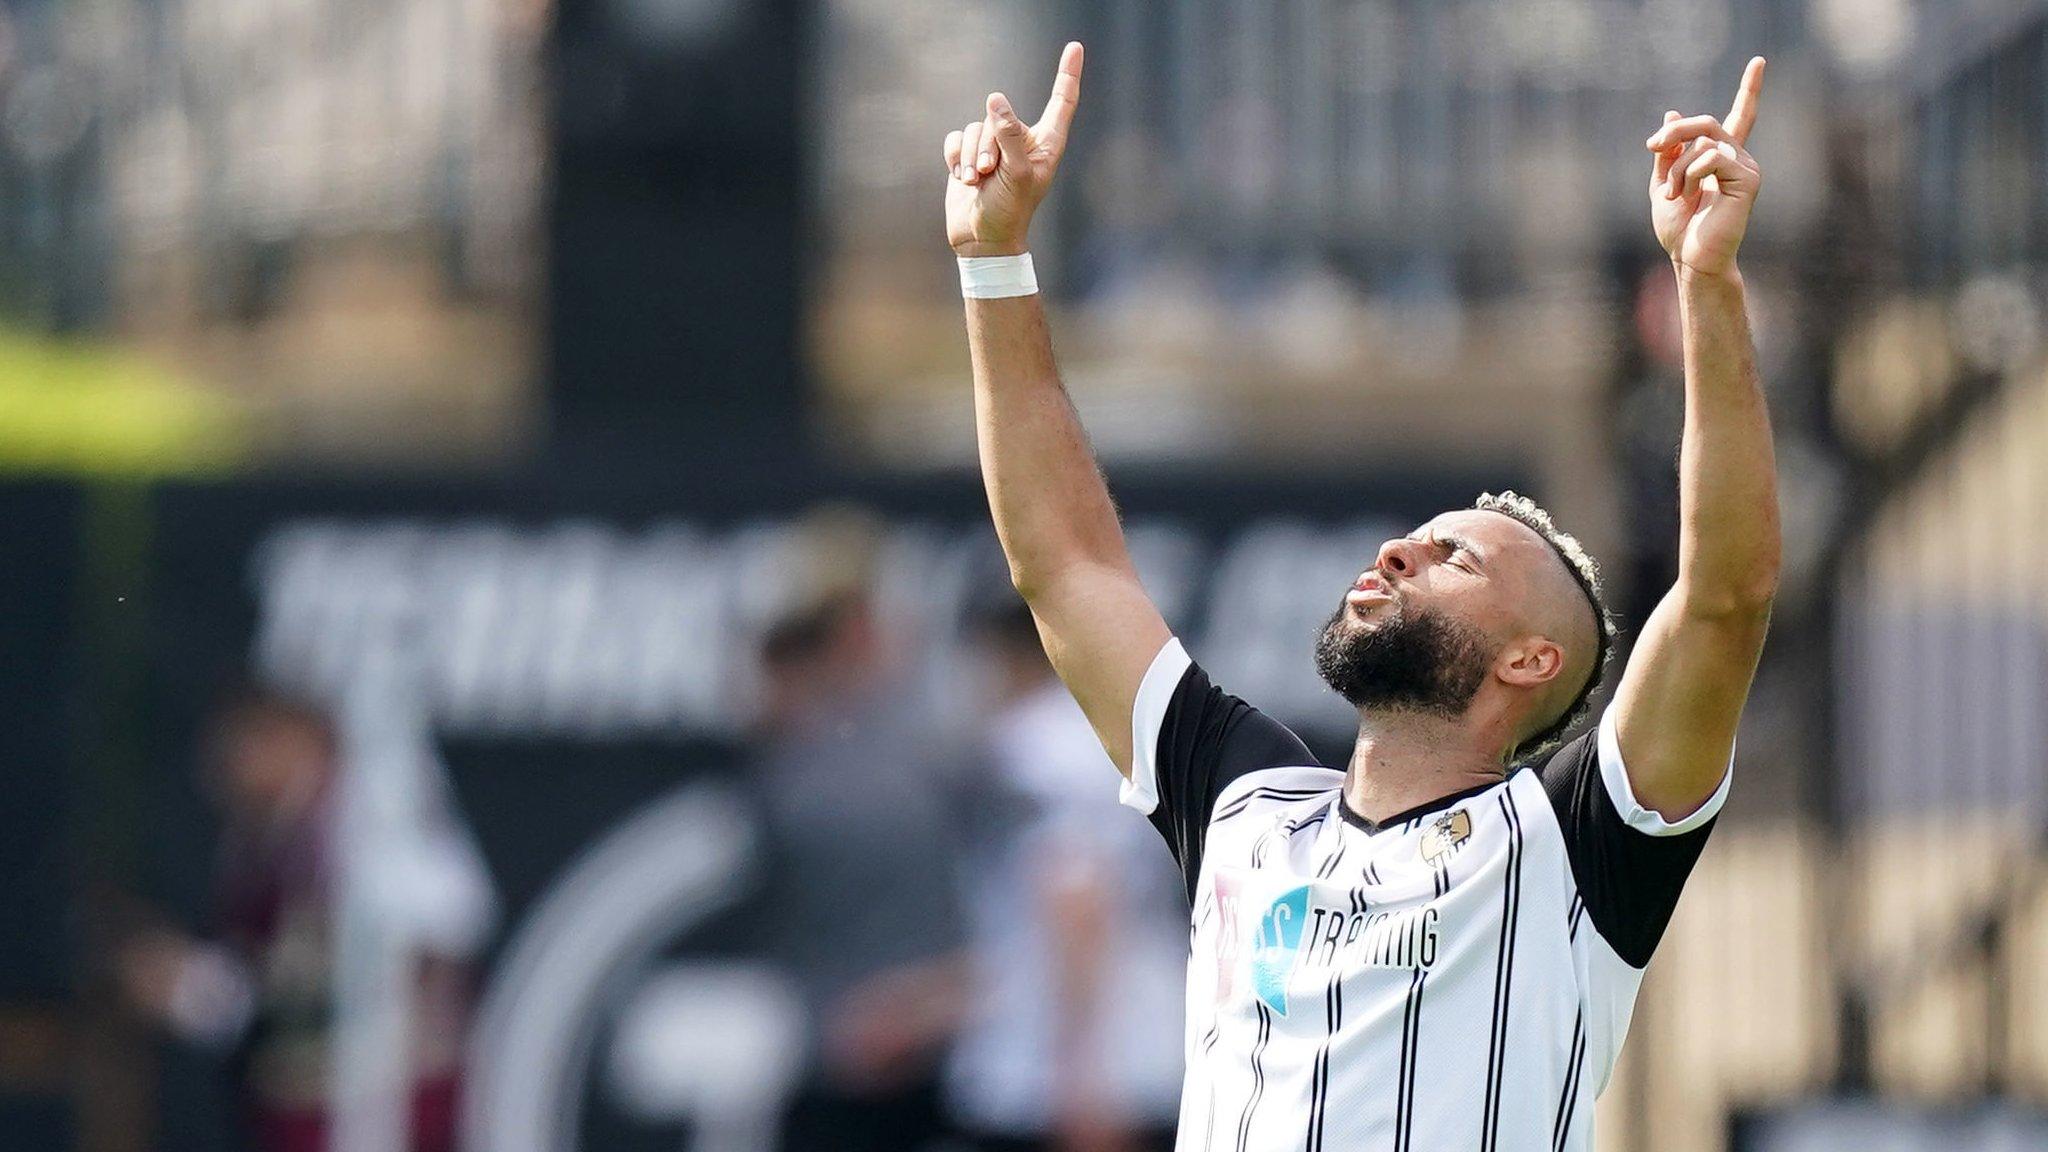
[751,512,972,1152]
[945,597,1186,1152]
[116,686,473,1152]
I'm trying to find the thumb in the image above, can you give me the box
[988,92,1032,158]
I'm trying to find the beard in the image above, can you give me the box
[1313,601,1496,719]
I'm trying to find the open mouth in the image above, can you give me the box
[1344,589,1395,623]
[1347,573,1394,609]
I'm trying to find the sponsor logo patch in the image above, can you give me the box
[1250,885,1312,1014]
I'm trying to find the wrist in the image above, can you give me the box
[958,251,1038,299]
[1673,257,1744,289]
[954,239,1030,258]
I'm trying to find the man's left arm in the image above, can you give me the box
[1611,58,1782,820]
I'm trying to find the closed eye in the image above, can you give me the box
[1433,534,1482,573]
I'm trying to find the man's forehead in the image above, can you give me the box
[1411,509,1596,644]
[1412,509,1548,552]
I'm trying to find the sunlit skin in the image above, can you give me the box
[1324,510,1601,822]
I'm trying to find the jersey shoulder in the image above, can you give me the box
[1211,763,1344,823]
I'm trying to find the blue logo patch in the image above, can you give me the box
[1251,885,1312,1015]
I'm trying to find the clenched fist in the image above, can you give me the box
[943,42,1084,257]
[1646,57,1766,277]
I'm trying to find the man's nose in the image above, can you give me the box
[1375,538,1423,578]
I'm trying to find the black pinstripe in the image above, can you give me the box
[1316,833,1349,880]
[1552,1009,1589,1151]
[1215,786,1333,824]
[1401,834,1454,1152]
[1393,964,1427,1152]
[1234,1003,1273,1152]
[1304,971,1342,1152]
[1479,790,1528,1152]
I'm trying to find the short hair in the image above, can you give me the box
[1472,490,1617,759]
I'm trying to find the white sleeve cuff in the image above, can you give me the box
[1119,638,1191,816]
[1595,708,1733,836]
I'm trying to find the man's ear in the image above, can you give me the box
[1496,637,1565,689]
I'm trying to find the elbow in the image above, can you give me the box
[996,533,1056,603]
[1679,520,1781,620]
[1006,551,1069,607]
[1678,565,1780,622]
[1726,578,1780,621]
[1004,536,1105,606]
[1008,562,1048,605]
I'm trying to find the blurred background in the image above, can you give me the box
[0,0,2043,1150]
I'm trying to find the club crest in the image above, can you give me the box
[1419,808,1472,864]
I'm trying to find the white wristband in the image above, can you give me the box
[958,253,1038,299]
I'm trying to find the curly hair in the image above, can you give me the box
[1472,490,1617,759]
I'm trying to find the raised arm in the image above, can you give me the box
[943,43,1170,774]
[1612,58,1782,819]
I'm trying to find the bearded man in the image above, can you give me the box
[942,42,1779,1152]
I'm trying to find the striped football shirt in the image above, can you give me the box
[1118,639,1730,1152]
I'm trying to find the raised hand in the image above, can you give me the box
[943,42,1084,257]
[1646,57,1766,277]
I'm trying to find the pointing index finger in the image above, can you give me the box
[1034,41,1085,147]
[1725,56,1766,144]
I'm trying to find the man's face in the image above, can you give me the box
[1313,510,1571,717]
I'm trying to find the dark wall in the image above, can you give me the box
[548,0,809,470]
[0,485,80,1001]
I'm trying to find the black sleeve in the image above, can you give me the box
[1145,659,1319,902]
[1537,722,1719,968]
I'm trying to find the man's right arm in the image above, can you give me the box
[967,295,1168,773]
[945,43,1170,774]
